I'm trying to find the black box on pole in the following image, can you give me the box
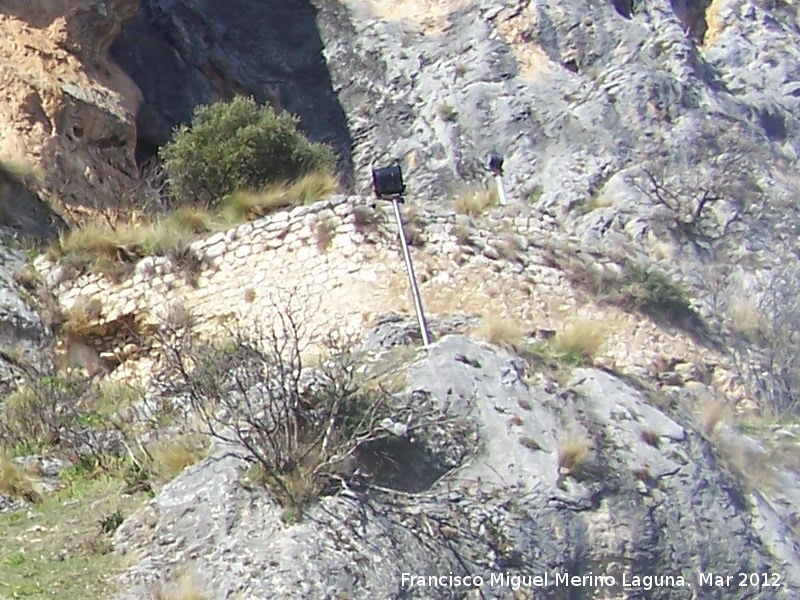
[372,165,405,198]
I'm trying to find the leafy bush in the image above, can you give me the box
[160,96,336,208]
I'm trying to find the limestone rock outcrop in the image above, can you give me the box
[114,336,800,599]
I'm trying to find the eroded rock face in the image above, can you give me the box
[113,336,800,599]
[0,0,141,216]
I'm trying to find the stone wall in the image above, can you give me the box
[33,195,740,396]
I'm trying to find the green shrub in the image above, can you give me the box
[160,96,336,208]
[620,265,694,318]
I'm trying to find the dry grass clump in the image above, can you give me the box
[48,217,197,275]
[0,454,42,503]
[557,434,593,477]
[58,298,104,340]
[728,298,765,342]
[353,203,387,237]
[695,398,730,436]
[223,172,339,221]
[164,206,220,234]
[552,319,607,362]
[149,575,209,600]
[453,184,497,217]
[717,437,776,492]
[475,314,526,354]
[146,435,206,483]
[314,215,338,253]
[400,202,426,247]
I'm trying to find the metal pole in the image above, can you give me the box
[494,174,507,206]
[390,197,431,346]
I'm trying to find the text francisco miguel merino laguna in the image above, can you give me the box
[401,571,689,591]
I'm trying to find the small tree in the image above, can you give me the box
[160,96,336,208]
[628,122,766,245]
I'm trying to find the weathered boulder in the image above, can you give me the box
[114,336,800,598]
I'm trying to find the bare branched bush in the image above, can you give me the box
[730,264,800,417]
[0,372,128,467]
[629,122,766,244]
[152,304,449,520]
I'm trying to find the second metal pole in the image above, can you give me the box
[391,197,431,347]
[494,174,507,206]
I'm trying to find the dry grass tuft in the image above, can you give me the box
[557,434,593,477]
[552,319,607,362]
[452,222,474,247]
[150,574,209,600]
[147,436,206,483]
[452,184,497,217]
[640,428,660,448]
[0,454,43,503]
[164,206,220,235]
[400,203,426,247]
[223,172,339,221]
[48,217,198,276]
[314,216,338,253]
[717,438,776,492]
[352,204,386,236]
[729,298,765,342]
[59,298,104,339]
[695,399,730,437]
[475,314,526,354]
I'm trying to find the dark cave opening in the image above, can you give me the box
[670,0,714,44]
[610,0,634,19]
[134,138,160,166]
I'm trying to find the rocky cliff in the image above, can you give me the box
[0,0,141,225]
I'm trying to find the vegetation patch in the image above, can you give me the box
[222,172,339,222]
[0,454,42,503]
[474,314,526,354]
[552,319,607,363]
[452,184,497,217]
[153,306,452,524]
[0,470,148,600]
[160,96,336,209]
[556,433,593,483]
